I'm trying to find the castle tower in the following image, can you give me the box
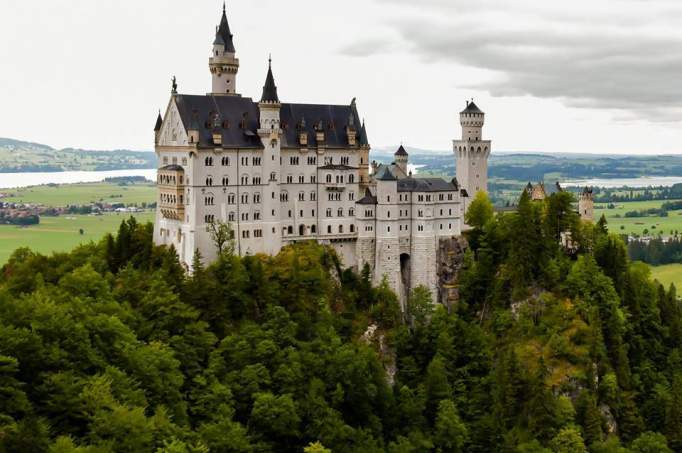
[579,187,594,222]
[257,57,283,255]
[453,100,491,197]
[394,145,409,176]
[153,110,162,145]
[209,3,240,95]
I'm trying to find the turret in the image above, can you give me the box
[453,99,491,198]
[257,57,282,145]
[579,187,594,222]
[209,2,240,95]
[394,145,408,176]
[154,110,162,145]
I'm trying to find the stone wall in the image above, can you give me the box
[437,236,468,307]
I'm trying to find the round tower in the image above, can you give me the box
[209,3,240,95]
[579,187,594,222]
[394,145,409,176]
[453,100,491,197]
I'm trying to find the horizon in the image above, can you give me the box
[1,0,681,154]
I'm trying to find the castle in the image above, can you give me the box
[152,4,491,302]
[524,182,594,222]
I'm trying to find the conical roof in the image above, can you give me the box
[260,58,280,103]
[461,101,483,114]
[217,2,236,53]
[154,111,163,131]
[394,145,408,156]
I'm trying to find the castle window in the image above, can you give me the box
[387,226,391,233]
[310,191,316,201]
[338,208,343,217]
[205,156,213,166]
[327,225,332,234]
[287,226,293,235]
[254,229,263,238]
[254,211,261,220]
[298,192,305,201]
[241,194,249,204]
[348,174,355,184]
[228,193,235,204]
[311,225,317,234]
[253,157,261,166]
[270,172,277,181]
[311,175,316,183]
[299,175,305,183]
[222,156,229,166]
[288,210,292,218]
[349,192,355,201]
[326,208,332,217]
[253,177,262,185]
[300,225,306,236]
[349,208,355,216]
[222,177,229,186]
[350,224,355,233]
[241,213,249,221]
[339,225,344,233]
[326,174,332,183]
[206,177,213,186]
[287,175,293,183]
[341,156,349,165]
[312,209,315,216]
[254,193,261,203]
[242,230,250,239]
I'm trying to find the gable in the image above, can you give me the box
[158,99,189,147]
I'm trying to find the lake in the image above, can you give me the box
[562,176,682,188]
[0,169,158,189]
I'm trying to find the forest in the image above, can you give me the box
[0,190,681,452]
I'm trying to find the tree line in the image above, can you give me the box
[0,189,680,452]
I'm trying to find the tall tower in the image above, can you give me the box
[209,3,239,95]
[257,58,283,255]
[579,187,594,222]
[394,145,409,176]
[453,101,491,196]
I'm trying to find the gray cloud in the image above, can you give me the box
[344,0,682,121]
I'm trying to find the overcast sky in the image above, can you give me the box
[1,0,681,154]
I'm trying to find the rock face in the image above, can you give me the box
[437,236,469,307]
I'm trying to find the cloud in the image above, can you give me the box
[343,0,682,121]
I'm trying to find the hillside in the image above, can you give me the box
[0,137,156,172]
[0,191,680,452]
[373,147,682,182]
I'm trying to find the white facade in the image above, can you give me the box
[153,6,490,302]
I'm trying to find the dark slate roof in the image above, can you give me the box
[375,165,397,181]
[154,111,163,131]
[357,188,377,205]
[319,164,357,171]
[159,164,184,171]
[359,120,369,146]
[394,145,408,156]
[217,3,236,53]
[175,94,262,148]
[260,60,279,103]
[582,186,593,194]
[397,177,458,193]
[279,102,362,149]
[173,94,365,149]
[461,101,483,114]
[461,189,469,197]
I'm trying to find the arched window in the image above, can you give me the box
[311,225,317,234]
[350,224,355,233]
[326,174,332,183]
[287,226,293,235]
[299,225,305,236]
[339,225,344,234]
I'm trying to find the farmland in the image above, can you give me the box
[596,199,682,236]
[650,263,682,291]
[1,182,156,207]
[0,212,155,264]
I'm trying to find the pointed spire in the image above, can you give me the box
[260,56,280,103]
[395,145,408,157]
[154,110,163,131]
[359,119,369,146]
[217,1,235,53]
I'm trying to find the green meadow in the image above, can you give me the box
[650,263,682,291]
[596,199,682,236]
[1,182,156,206]
[0,212,155,264]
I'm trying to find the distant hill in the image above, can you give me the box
[0,138,156,173]
[372,145,682,181]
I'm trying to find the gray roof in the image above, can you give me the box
[359,120,369,146]
[217,4,236,53]
[397,177,458,193]
[394,145,408,156]
[375,165,397,181]
[461,101,483,114]
[260,59,279,103]
[172,94,366,149]
[154,112,163,131]
[357,188,377,205]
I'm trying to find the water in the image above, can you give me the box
[562,176,682,188]
[0,169,157,189]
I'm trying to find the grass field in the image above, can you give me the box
[0,212,154,264]
[650,264,682,291]
[596,199,682,236]
[1,182,156,207]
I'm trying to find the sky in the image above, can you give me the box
[1,0,681,154]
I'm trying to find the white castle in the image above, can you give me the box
[153,4,491,302]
